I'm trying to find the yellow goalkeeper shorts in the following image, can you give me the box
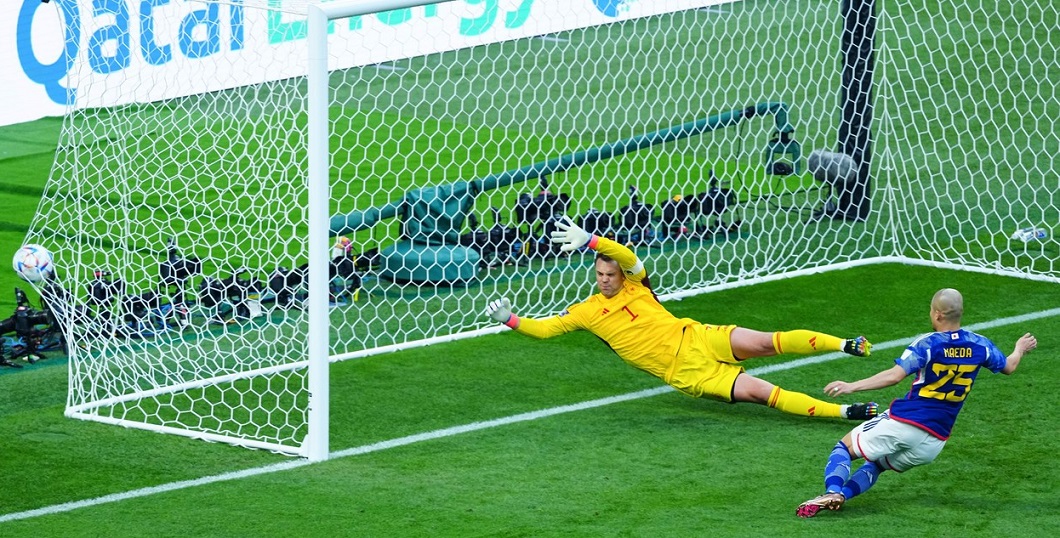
[667,323,743,402]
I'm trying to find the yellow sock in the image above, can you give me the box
[772,330,844,355]
[767,386,843,418]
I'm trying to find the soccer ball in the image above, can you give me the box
[12,244,55,283]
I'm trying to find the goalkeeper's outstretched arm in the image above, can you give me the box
[551,216,646,282]
[484,298,578,339]
[485,216,646,338]
[485,298,519,329]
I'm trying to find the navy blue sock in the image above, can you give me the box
[823,441,851,494]
[841,461,882,500]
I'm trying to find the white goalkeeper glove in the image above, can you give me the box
[486,298,514,325]
[550,216,592,252]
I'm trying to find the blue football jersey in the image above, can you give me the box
[888,329,1007,439]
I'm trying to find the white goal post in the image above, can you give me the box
[25,0,1058,459]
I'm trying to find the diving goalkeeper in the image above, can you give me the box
[485,216,878,420]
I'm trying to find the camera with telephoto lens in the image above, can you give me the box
[89,270,125,311]
[268,266,302,308]
[159,238,202,288]
[7,287,52,330]
[0,287,58,367]
[13,304,51,335]
[198,268,264,322]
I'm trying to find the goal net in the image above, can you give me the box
[25,0,1058,457]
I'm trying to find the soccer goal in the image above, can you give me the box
[26,0,1058,458]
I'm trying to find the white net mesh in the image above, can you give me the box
[24,0,1058,455]
[34,0,316,453]
[881,1,1059,273]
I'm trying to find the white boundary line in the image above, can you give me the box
[2,307,1057,524]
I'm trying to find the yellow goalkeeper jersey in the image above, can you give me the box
[513,237,698,381]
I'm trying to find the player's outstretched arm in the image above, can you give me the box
[824,364,907,397]
[484,297,582,339]
[550,216,645,280]
[550,216,592,252]
[1002,332,1037,375]
[485,298,519,329]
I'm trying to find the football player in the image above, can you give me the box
[485,216,878,421]
[796,288,1037,517]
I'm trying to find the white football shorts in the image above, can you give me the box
[849,411,946,472]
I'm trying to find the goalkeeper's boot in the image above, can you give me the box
[845,402,879,420]
[796,492,846,518]
[843,336,872,357]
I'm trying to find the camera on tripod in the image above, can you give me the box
[160,238,202,290]
[197,268,264,323]
[1,287,61,368]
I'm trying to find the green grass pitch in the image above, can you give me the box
[0,0,1058,535]
[0,263,1057,536]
